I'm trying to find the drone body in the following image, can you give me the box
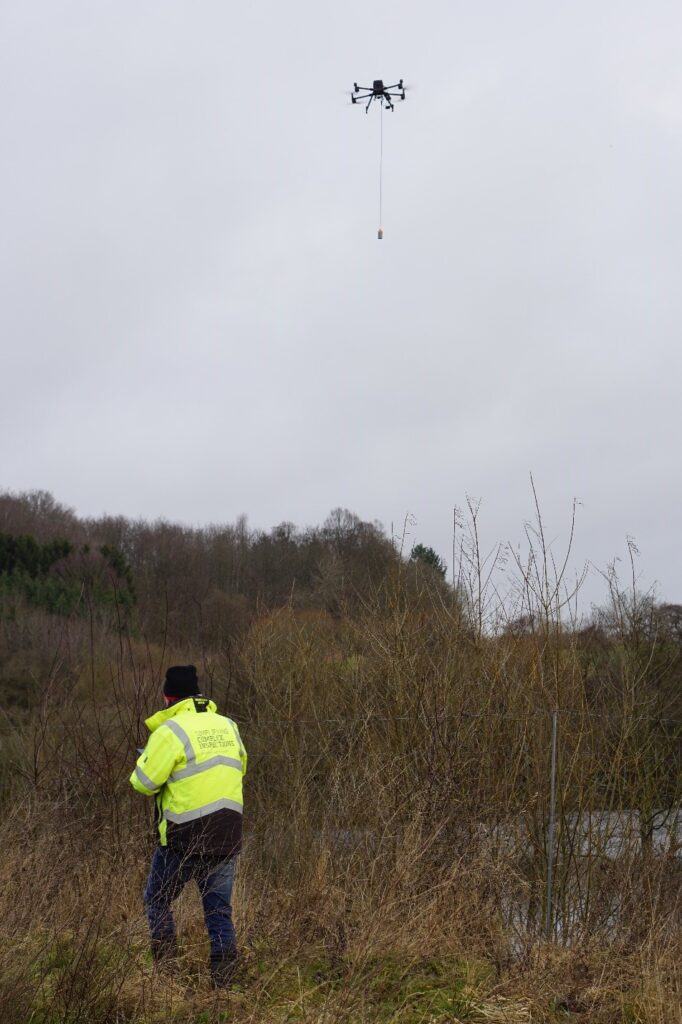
[351,78,406,112]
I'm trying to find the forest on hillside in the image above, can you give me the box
[0,489,448,641]
[0,488,680,1023]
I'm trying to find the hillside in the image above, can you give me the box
[0,489,680,1023]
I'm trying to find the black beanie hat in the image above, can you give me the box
[163,665,200,699]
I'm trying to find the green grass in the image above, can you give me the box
[221,952,495,1024]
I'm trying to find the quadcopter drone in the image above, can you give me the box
[351,79,406,113]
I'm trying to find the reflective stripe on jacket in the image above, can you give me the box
[130,696,246,854]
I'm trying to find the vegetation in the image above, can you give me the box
[410,542,447,578]
[0,528,135,619]
[0,488,680,1023]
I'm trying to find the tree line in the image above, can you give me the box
[0,490,448,643]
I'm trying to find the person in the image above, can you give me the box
[130,664,247,988]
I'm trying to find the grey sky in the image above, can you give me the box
[1,1,681,609]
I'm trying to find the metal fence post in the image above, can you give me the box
[545,709,559,940]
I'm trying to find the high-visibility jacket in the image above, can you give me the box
[130,696,247,856]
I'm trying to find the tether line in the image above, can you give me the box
[378,100,384,238]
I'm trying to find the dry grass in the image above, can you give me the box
[0,725,679,1023]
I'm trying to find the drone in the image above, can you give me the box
[350,76,407,238]
[351,79,406,113]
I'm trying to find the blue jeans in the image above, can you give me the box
[143,846,237,959]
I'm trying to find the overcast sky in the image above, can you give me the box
[1,1,681,610]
